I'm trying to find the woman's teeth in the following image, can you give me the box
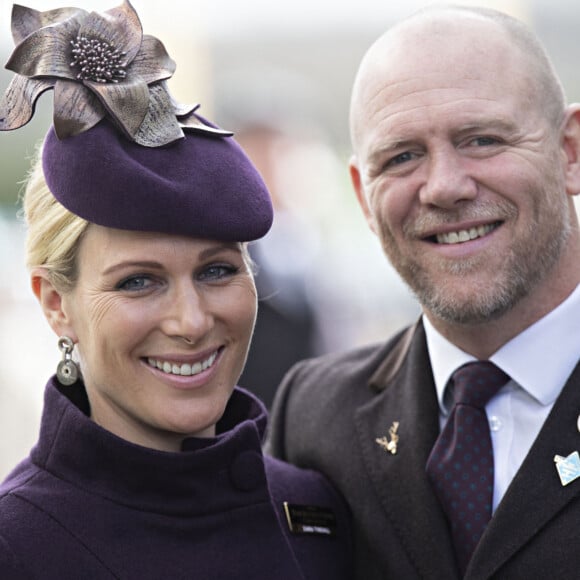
[436,223,498,245]
[147,351,217,376]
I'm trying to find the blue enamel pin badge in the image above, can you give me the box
[554,451,580,486]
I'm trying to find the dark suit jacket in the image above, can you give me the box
[266,320,580,579]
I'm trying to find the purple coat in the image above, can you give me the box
[0,378,352,579]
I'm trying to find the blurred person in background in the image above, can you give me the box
[268,5,580,579]
[0,2,352,578]
[235,121,322,409]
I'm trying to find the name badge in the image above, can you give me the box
[283,502,337,536]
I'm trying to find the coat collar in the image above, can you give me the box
[29,377,270,517]
[355,321,460,580]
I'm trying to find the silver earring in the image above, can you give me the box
[57,336,79,386]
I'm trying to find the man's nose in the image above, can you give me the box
[419,149,478,208]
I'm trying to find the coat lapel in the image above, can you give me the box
[354,322,460,579]
[469,361,580,579]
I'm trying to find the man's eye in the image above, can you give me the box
[387,151,414,167]
[471,136,499,146]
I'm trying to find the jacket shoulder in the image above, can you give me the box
[279,324,416,400]
[266,323,420,460]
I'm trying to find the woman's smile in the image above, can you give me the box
[146,348,220,378]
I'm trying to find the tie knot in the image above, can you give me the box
[451,361,508,408]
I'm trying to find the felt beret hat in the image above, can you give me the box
[0,1,273,241]
[42,118,273,241]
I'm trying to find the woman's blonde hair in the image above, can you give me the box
[22,148,89,293]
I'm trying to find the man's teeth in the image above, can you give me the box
[147,352,218,376]
[436,223,497,245]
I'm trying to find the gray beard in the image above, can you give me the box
[381,203,572,326]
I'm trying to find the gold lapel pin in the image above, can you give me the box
[375,421,400,455]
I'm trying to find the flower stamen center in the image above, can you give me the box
[70,35,127,83]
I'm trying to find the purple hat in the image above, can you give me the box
[0,1,273,241]
[42,118,273,241]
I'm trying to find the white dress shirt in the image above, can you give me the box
[424,283,580,512]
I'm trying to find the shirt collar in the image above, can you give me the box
[423,316,474,415]
[424,283,580,415]
[491,283,580,406]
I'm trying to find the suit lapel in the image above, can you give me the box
[469,361,580,578]
[354,322,460,579]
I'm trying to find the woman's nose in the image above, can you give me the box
[161,284,213,343]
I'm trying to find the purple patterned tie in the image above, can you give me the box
[426,361,509,575]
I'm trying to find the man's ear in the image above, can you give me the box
[561,104,580,198]
[349,155,377,235]
[31,268,77,341]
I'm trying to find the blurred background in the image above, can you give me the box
[1,0,579,478]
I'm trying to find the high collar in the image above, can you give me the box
[31,377,270,517]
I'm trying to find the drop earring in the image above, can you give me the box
[56,336,79,386]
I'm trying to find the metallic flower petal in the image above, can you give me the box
[0,74,54,130]
[11,5,87,45]
[179,114,234,137]
[171,99,200,118]
[6,15,85,80]
[53,79,105,138]
[87,76,149,138]
[166,93,232,137]
[133,82,184,147]
[79,0,142,65]
[129,36,176,84]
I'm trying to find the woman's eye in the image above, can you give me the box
[116,276,153,292]
[198,264,238,281]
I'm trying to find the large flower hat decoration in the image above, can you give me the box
[0,1,230,146]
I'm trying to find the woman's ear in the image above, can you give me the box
[31,269,77,341]
[561,104,580,197]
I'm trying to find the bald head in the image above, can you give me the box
[349,5,566,152]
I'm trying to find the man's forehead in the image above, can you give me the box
[354,9,535,114]
[349,7,538,149]
[372,10,506,65]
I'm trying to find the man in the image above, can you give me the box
[267,5,580,579]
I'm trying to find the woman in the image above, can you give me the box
[0,2,352,578]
